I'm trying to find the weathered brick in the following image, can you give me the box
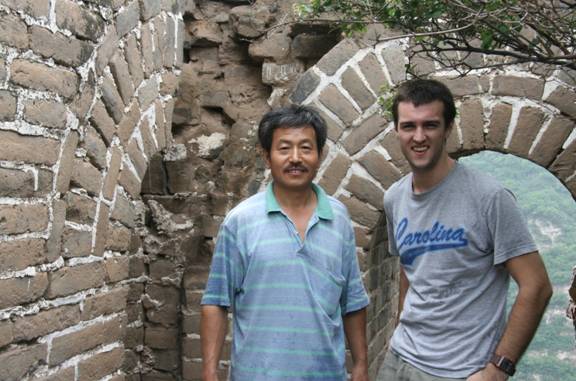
[341,67,375,111]
[153,348,180,371]
[140,23,155,78]
[111,191,137,228]
[138,77,159,111]
[338,195,380,228]
[0,203,49,234]
[182,311,201,334]
[47,262,106,299]
[0,130,60,165]
[359,150,402,189]
[0,58,6,82]
[358,53,388,95]
[343,114,387,155]
[161,16,176,68]
[380,42,406,84]
[0,90,17,121]
[30,25,93,67]
[312,104,344,142]
[508,107,546,156]
[46,199,66,262]
[127,140,148,178]
[316,39,359,76]
[140,0,162,21]
[459,99,485,151]
[0,273,48,309]
[249,29,289,61]
[35,366,75,381]
[380,130,410,174]
[290,70,321,104]
[82,287,128,320]
[102,146,123,200]
[93,203,110,256]
[55,0,104,42]
[154,100,168,150]
[491,76,545,99]
[0,239,45,272]
[530,116,575,166]
[544,84,576,119]
[0,343,47,380]
[78,347,124,381]
[549,137,576,180]
[0,320,13,348]
[119,166,141,198]
[65,192,97,225]
[23,98,68,129]
[2,0,50,19]
[106,222,132,252]
[90,100,115,146]
[71,158,102,196]
[176,18,185,67]
[50,316,124,365]
[102,72,125,124]
[318,154,351,195]
[0,167,46,198]
[84,126,108,170]
[12,304,81,341]
[486,103,512,150]
[319,84,360,125]
[345,175,384,210]
[11,59,78,99]
[140,121,157,159]
[118,101,142,144]
[105,255,130,282]
[95,25,119,75]
[125,34,145,88]
[62,227,92,258]
[437,76,487,97]
[0,13,28,49]
[164,98,175,145]
[145,326,179,349]
[116,1,140,37]
[110,53,135,106]
[55,131,79,193]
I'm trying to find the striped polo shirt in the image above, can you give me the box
[201,183,369,380]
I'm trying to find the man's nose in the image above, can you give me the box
[289,147,302,162]
[413,127,426,142]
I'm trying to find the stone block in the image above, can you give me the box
[0,13,29,49]
[49,316,124,365]
[65,192,97,225]
[138,77,159,111]
[530,117,574,167]
[229,5,274,38]
[160,72,178,96]
[152,349,179,371]
[90,100,116,146]
[380,130,410,174]
[140,0,162,21]
[380,42,407,84]
[318,84,360,126]
[127,140,148,179]
[105,256,130,282]
[289,70,321,104]
[11,59,78,99]
[140,23,155,78]
[116,1,140,37]
[145,327,179,349]
[102,146,123,200]
[55,131,79,193]
[2,0,50,19]
[291,32,338,59]
[0,58,6,82]
[345,175,384,210]
[140,120,157,158]
[187,20,223,47]
[95,25,119,75]
[30,25,93,67]
[316,39,359,76]
[84,126,108,170]
[36,366,75,381]
[55,0,105,42]
[262,62,304,86]
[111,191,137,228]
[0,167,50,198]
[508,106,546,157]
[23,98,68,129]
[62,227,92,258]
[46,199,66,262]
[437,76,487,97]
[312,105,343,142]
[341,67,375,111]
[0,320,13,348]
[549,138,576,180]
[0,130,60,165]
[102,73,125,124]
[248,29,290,61]
[118,101,142,145]
[318,154,351,195]
[47,262,106,298]
[0,239,45,272]
[359,150,402,189]
[0,273,48,309]
[486,103,512,150]
[119,166,141,198]
[71,158,103,196]
[125,34,145,88]
[459,99,485,151]
[343,114,387,155]
[338,196,380,229]
[0,203,49,234]
[0,343,47,380]
[110,53,135,106]
[82,287,128,320]
[71,74,95,121]
[12,304,81,341]
[358,53,388,95]
[151,18,163,71]
[544,85,576,119]
[94,203,111,257]
[0,90,17,121]
[78,347,124,381]
[491,76,545,99]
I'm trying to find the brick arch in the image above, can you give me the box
[288,37,576,376]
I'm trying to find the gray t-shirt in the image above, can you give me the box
[384,162,537,378]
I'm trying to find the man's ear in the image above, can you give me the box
[259,146,271,167]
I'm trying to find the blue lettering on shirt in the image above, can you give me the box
[396,218,468,265]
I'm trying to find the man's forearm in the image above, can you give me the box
[397,267,409,326]
[343,308,368,380]
[201,305,228,380]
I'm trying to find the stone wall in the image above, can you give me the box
[0,0,183,379]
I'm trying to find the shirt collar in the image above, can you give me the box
[265,182,334,220]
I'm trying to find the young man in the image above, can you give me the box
[378,79,553,381]
[201,105,369,381]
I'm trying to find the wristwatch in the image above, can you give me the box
[490,354,516,376]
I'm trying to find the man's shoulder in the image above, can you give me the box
[384,173,411,205]
[457,163,507,195]
[223,191,267,226]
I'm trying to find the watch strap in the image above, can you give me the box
[490,354,516,376]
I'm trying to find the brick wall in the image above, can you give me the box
[0,0,183,379]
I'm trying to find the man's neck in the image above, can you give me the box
[412,156,455,194]
[273,184,317,212]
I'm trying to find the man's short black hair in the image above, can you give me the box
[258,105,327,153]
[391,79,456,128]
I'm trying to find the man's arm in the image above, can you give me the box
[397,266,409,326]
[343,308,368,381]
[468,252,552,381]
[201,305,228,381]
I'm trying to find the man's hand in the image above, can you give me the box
[467,363,509,381]
[350,363,369,381]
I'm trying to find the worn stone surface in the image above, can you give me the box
[125,34,145,88]
[318,84,360,125]
[110,52,136,106]
[249,29,290,60]
[229,5,274,38]
[55,0,105,42]
[30,25,93,67]
[341,67,375,111]
[0,90,17,121]
[508,106,546,156]
[65,192,97,225]
[117,1,140,37]
[105,255,130,282]
[380,42,406,84]
[0,130,60,165]
[84,126,108,170]
[78,347,124,380]
[138,77,159,110]
[2,0,50,19]
[549,137,576,180]
[62,227,92,258]
[544,84,576,118]
[0,273,48,310]
[358,53,388,95]
[380,130,410,174]
[338,195,380,229]
[491,76,544,99]
[486,103,512,150]
[47,262,106,298]
[316,39,359,76]
[95,26,119,75]
[530,117,574,167]
[46,199,66,262]
[291,32,339,59]
[102,73,125,124]
[359,150,402,189]
[0,343,47,380]
[13,305,81,341]
[437,76,487,97]
[343,114,386,155]
[118,101,142,145]
[11,59,79,99]
[0,203,49,234]
[459,99,485,151]
[0,239,45,273]
[23,98,68,129]
[0,168,49,198]
[0,13,29,49]
[345,175,384,210]
[56,131,80,193]
[90,100,116,145]
[102,146,123,200]
[94,203,111,257]
[318,154,352,195]
[71,158,103,196]
[140,0,163,21]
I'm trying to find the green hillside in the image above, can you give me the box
[461,150,576,380]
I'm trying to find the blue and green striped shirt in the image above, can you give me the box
[201,183,369,380]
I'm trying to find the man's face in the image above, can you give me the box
[265,125,320,192]
[396,100,451,174]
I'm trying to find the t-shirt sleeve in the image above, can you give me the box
[201,222,244,308]
[384,194,399,257]
[340,224,369,315]
[486,188,538,265]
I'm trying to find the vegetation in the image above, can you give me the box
[462,150,576,380]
